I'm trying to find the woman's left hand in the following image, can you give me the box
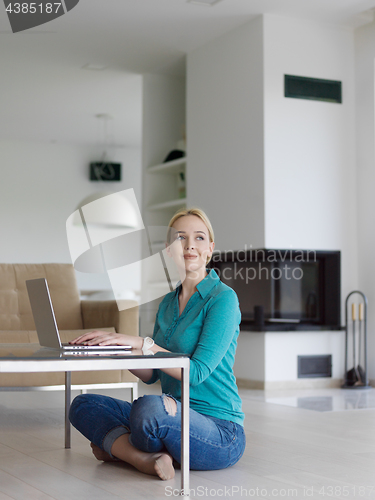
[69,330,142,349]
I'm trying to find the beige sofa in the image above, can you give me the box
[0,263,138,395]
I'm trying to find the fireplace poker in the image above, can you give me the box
[357,303,366,384]
[345,303,360,385]
[352,304,361,385]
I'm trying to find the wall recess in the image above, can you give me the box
[285,75,342,103]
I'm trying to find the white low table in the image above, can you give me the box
[0,344,190,495]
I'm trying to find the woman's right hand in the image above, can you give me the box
[69,330,142,349]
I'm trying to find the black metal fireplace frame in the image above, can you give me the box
[208,249,341,331]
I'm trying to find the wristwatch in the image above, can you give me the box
[142,336,155,355]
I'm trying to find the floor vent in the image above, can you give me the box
[298,355,332,378]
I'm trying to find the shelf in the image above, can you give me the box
[147,157,186,175]
[148,198,186,211]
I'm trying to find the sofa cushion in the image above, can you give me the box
[0,370,125,387]
[0,263,139,388]
[0,264,83,331]
[0,328,115,345]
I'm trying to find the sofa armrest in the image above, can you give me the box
[81,300,139,337]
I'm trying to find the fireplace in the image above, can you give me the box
[208,249,341,331]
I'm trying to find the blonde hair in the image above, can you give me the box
[167,207,215,264]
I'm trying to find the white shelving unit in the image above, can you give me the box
[145,157,186,217]
[140,74,186,336]
[147,157,186,175]
[148,197,187,212]
[141,157,186,334]
[143,156,187,315]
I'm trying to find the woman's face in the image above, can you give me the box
[168,215,214,275]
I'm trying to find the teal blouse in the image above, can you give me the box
[145,269,244,426]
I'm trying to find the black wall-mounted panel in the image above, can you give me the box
[90,162,122,181]
[285,75,342,103]
[298,355,332,378]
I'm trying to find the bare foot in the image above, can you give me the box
[110,434,175,480]
[90,442,119,462]
[136,452,175,480]
[154,453,175,480]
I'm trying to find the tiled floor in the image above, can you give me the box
[0,383,375,500]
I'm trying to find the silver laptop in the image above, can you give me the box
[26,278,132,351]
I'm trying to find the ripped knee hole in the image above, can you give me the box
[162,395,177,416]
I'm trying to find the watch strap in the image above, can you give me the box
[142,336,155,355]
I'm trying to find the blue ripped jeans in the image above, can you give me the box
[69,393,246,470]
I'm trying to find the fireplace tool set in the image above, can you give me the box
[342,291,370,389]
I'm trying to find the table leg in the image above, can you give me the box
[181,363,190,495]
[65,371,71,449]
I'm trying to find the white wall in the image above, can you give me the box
[187,16,265,252]
[234,330,344,387]
[355,19,375,381]
[0,141,142,292]
[187,15,358,294]
[187,15,361,384]
[265,331,344,383]
[234,332,265,382]
[263,15,358,316]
